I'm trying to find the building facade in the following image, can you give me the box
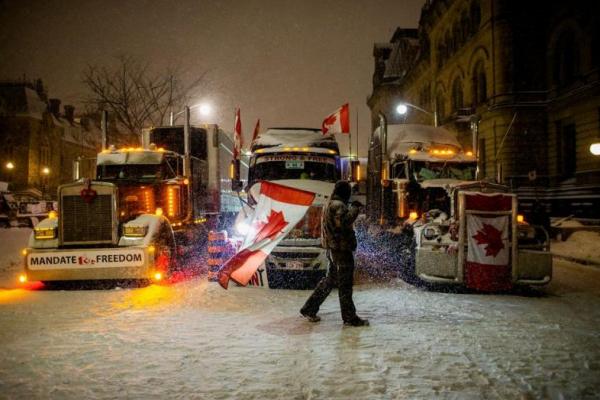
[0,80,101,198]
[368,0,600,218]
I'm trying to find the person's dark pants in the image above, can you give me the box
[301,249,357,322]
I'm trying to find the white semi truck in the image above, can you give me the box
[21,124,237,285]
[364,122,552,291]
[235,128,341,289]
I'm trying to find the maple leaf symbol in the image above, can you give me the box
[253,210,288,244]
[322,114,337,133]
[472,223,505,257]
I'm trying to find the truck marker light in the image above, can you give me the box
[21,249,27,256]
[466,151,474,156]
[19,274,27,283]
[153,272,162,281]
[48,210,58,219]
[155,207,163,217]
[302,147,309,151]
[183,178,189,185]
[158,147,165,152]
[148,245,156,253]
[409,211,418,220]
[229,162,235,179]
[517,214,525,223]
[409,149,417,154]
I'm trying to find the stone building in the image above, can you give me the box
[368,0,600,218]
[0,80,101,198]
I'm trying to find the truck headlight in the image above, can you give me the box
[34,227,57,240]
[123,225,148,237]
[423,226,441,241]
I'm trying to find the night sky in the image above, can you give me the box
[0,0,423,156]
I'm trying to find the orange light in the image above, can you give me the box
[21,248,27,256]
[153,272,162,281]
[155,207,163,217]
[356,164,361,181]
[302,147,309,151]
[18,274,27,283]
[158,147,165,152]
[409,149,417,154]
[229,162,235,179]
[183,178,189,185]
[466,151,474,156]
[48,210,58,219]
[166,186,179,217]
[148,245,156,253]
[517,214,525,223]
[409,211,418,220]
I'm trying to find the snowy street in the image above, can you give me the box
[1,229,600,399]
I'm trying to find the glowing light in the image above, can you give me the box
[153,272,163,281]
[356,164,361,181]
[21,248,27,256]
[409,211,418,220]
[5,161,14,170]
[284,147,291,151]
[590,143,600,156]
[517,214,525,223]
[155,207,163,217]
[229,162,235,179]
[148,245,156,253]
[328,150,337,154]
[409,149,417,154]
[48,210,58,219]
[183,178,189,185]
[198,103,212,117]
[292,147,300,151]
[18,274,27,283]
[466,151,474,156]
[158,147,165,152]
[235,221,251,235]
[42,167,50,175]
[302,147,309,151]
[396,104,408,115]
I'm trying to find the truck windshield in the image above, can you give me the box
[251,154,339,182]
[413,161,477,181]
[97,164,166,182]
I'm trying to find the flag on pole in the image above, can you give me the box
[464,193,513,291]
[218,181,316,289]
[322,103,350,134]
[233,108,242,159]
[251,118,261,142]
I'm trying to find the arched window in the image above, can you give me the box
[461,12,470,40]
[470,1,481,34]
[437,43,446,68]
[436,90,446,120]
[552,29,579,86]
[451,78,464,111]
[445,32,453,56]
[454,24,463,48]
[472,61,487,105]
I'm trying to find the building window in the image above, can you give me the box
[451,78,464,111]
[436,91,446,120]
[470,1,481,34]
[437,43,446,68]
[556,121,577,178]
[478,138,486,177]
[461,12,470,40]
[553,30,579,86]
[472,61,487,105]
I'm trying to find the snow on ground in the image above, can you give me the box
[552,230,600,264]
[1,228,600,399]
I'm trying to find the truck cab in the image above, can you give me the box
[365,123,551,291]
[241,128,341,289]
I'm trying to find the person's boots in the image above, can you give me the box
[300,309,321,323]
[343,316,369,327]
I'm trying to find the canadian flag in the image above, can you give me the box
[322,103,350,134]
[233,108,242,159]
[218,181,315,289]
[464,192,513,291]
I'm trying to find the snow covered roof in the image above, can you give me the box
[0,86,47,120]
[97,150,165,166]
[251,128,338,152]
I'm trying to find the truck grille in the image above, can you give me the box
[62,195,113,243]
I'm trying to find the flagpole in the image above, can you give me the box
[356,107,359,159]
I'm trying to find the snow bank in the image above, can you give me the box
[552,230,600,264]
[0,228,30,287]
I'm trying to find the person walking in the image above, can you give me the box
[300,180,369,327]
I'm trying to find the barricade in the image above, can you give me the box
[207,230,234,281]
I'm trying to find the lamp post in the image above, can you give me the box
[395,102,438,127]
[41,166,50,199]
[169,103,212,126]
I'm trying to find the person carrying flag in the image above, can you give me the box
[300,180,369,327]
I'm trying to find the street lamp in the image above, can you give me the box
[396,102,438,127]
[169,102,212,125]
[590,142,600,156]
[6,161,14,170]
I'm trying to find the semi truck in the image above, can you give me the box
[234,127,341,289]
[21,123,237,284]
[364,122,552,291]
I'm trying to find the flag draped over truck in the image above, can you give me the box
[218,181,316,289]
